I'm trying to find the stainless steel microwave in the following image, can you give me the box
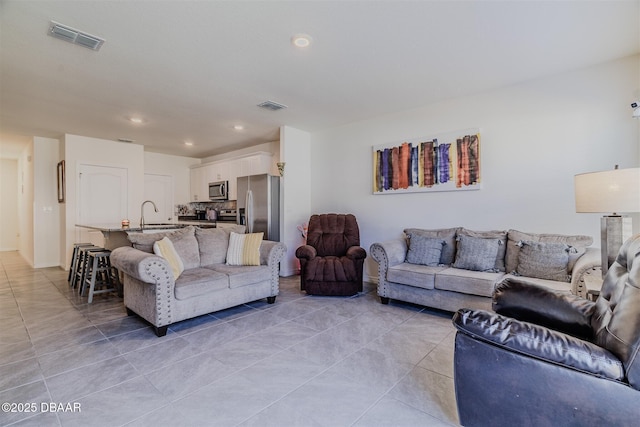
[208,180,228,200]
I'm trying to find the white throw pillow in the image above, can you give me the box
[226,232,263,266]
[153,236,184,279]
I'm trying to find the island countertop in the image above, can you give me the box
[75,221,215,233]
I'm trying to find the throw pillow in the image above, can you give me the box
[452,234,501,272]
[457,228,507,271]
[516,240,571,282]
[226,232,263,266]
[127,226,195,253]
[153,236,184,280]
[404,227,460,265]
[169,230,200,270]
[405,235,445,266]
[195,228,231,265]
[505,230,592,274]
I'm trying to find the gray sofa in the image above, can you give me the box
[110,226,287,336]
[369,227,600,313]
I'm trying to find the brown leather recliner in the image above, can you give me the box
[452,233,640,426]
[295,214,366,296]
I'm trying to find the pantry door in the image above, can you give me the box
[77,164,128,245]
[144,173,173,223]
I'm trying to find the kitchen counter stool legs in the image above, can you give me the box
[81,249,118,303]
[68,243,94,285]
[70,244,98,290]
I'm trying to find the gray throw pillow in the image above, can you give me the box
[405,235,445,266]
[404,227,460,265]
[195,227,231,265]
[170,231,200,270]
[458,228,507,271]
[516,240,570,282]
[505,230,592,274]
[452,235,501,272]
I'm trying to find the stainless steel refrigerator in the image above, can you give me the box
[236,174,280,241]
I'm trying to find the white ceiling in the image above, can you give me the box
[1,1,639,159]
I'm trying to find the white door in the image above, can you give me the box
[77,164,128,245]
[144,174,173,223]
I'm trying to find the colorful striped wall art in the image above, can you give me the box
[373,130,481,194]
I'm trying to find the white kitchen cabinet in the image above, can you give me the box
[227,153,273,200]
[189,165,208,202]
[190,152,273,202]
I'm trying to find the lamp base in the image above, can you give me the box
[600,215,632,277]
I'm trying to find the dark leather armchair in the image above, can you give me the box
[295,213,366,296]
[452,233,640,427]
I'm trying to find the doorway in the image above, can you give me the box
[144,173,174,223]
[77,164,128,245]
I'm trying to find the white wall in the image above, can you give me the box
[18,142,34,265]
[310,55,640,281]
[0,158,19,251]
[280,126,311,276]
[62,134,145,269]
[144,151,201,214]
[33,137,60,268]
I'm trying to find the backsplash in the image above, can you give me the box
[175,200,236,216]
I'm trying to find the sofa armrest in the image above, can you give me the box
[259,240,287,266]
[493,277,596,340]
[370,238,408,297]
[346,246,367,260]
[570,247,601,297]
[369,238,407,267]
[295,244,317,260]
[453,308,624,381]
[111,246,173,285]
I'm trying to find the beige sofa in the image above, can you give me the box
[111,226,287,336]
[369,227,600,313]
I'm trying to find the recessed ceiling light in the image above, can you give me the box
[129,117,144,124]
[184,141,193,146]
[291,33,312,48]
[233,124,245,131]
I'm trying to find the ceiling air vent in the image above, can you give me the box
[257,100,287,111]
[48,21,105,51]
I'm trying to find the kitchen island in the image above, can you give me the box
[75,221,216,250]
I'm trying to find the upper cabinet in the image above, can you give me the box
[189,164,208,202]
[189,152,273,202]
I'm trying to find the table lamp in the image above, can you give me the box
[574,166,640,276]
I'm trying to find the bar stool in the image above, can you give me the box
[76,246,108,296]
[81,249,118,303]
[68,243,95,286]
[72,245,103,290]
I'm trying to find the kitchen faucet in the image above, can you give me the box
[140,200,158,228]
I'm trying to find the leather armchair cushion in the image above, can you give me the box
[453,308,624,381]
[493,277,595,340]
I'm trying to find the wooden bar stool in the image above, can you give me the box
[82,250,117,303]
[68,243,95,286]
[72,245,101,290]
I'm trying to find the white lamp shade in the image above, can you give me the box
[574,168,640,213]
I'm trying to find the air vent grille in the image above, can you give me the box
[48,21,105,51]
[257,100,287,111]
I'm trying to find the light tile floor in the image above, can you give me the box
[0,250,460,427]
